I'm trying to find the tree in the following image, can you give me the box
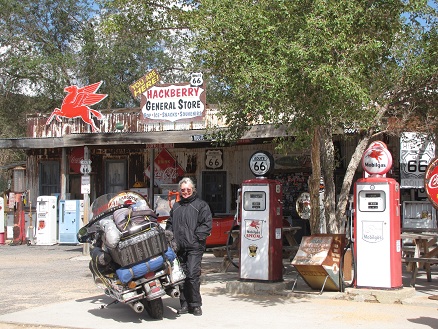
[96,0,196,84]
[0,0,185,111]
[187,0,437,233]
[0,0,192,186]
[0,0,97,106]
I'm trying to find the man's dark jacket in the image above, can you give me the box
[165,193,212,250]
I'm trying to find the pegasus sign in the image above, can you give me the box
[46,81,107,132]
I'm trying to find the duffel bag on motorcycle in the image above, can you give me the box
[109,225,168,267]
[116,246,177,284]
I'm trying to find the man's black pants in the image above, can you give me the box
[178,246,204,308]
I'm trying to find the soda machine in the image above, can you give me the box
[59,200,83,244]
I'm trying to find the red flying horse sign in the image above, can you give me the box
[46,81,107,132]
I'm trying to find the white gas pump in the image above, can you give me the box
[36,196,58,245]
[239,151,283,282]
[354,141,402,289]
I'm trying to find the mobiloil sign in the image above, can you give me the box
[354,141,402,289]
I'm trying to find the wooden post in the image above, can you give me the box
[82,146,90,256]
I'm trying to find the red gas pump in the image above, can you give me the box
[353,141,402,289]
[239,151,283,282]
[11,167,27,245]
[12,193,26,245]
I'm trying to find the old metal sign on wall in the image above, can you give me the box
[400,132,435,188]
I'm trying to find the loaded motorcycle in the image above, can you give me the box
[77,191,185,320]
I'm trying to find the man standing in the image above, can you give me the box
[166,177,212,316]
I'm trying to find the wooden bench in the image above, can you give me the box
[402,257,438,287]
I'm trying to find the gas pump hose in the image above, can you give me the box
[225,215,239,269]
[339,238,356,292]
[339,208,356,292]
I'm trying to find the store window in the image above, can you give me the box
[39,161,60,196]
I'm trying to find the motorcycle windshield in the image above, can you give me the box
[91,193,118,218]
[90,191,152,221]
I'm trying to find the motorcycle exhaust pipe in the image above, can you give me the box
[129,301,144,313]
[166,288,180,298]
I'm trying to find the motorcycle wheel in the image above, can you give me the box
[142,298,164,320]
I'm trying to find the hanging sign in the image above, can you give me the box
[140,73,206,123]
[81,175,91,194]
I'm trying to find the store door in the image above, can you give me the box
[105,159,127,193]
[202,171,226,214]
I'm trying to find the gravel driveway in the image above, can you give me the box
[0,244,97,315]
[0,242,224,329]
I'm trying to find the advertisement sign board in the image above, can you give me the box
[424,157,438,209]
[140,73,206,123]
[144,149,185,185]
[400,132,435,188]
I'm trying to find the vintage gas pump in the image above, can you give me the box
[0,196,4,245]
[11,166,27,245]
[239,151,283,282]
[354,141,402,289]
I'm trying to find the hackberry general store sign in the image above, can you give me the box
[140,73,206,123]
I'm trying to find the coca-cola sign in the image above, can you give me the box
[424,157,438,209]
[70,147,84,174]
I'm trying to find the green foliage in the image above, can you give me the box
[0,0,96,103]
[189,0,436,150]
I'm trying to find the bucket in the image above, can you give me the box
[0,232,5,245]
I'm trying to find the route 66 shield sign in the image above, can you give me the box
[190,72,203,87]
[205,149,223,169]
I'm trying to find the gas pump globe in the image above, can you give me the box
[13,166,26,193]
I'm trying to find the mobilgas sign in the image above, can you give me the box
[361,141,393,176]
[140,73,206,123]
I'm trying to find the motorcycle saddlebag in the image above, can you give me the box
[109,226,168,267]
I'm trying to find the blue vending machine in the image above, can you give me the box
[58,200,83,244]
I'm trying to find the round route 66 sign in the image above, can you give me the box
[249,151,274,177]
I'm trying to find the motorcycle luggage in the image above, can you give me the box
[109,226,168,267]
[116,246,177,284]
